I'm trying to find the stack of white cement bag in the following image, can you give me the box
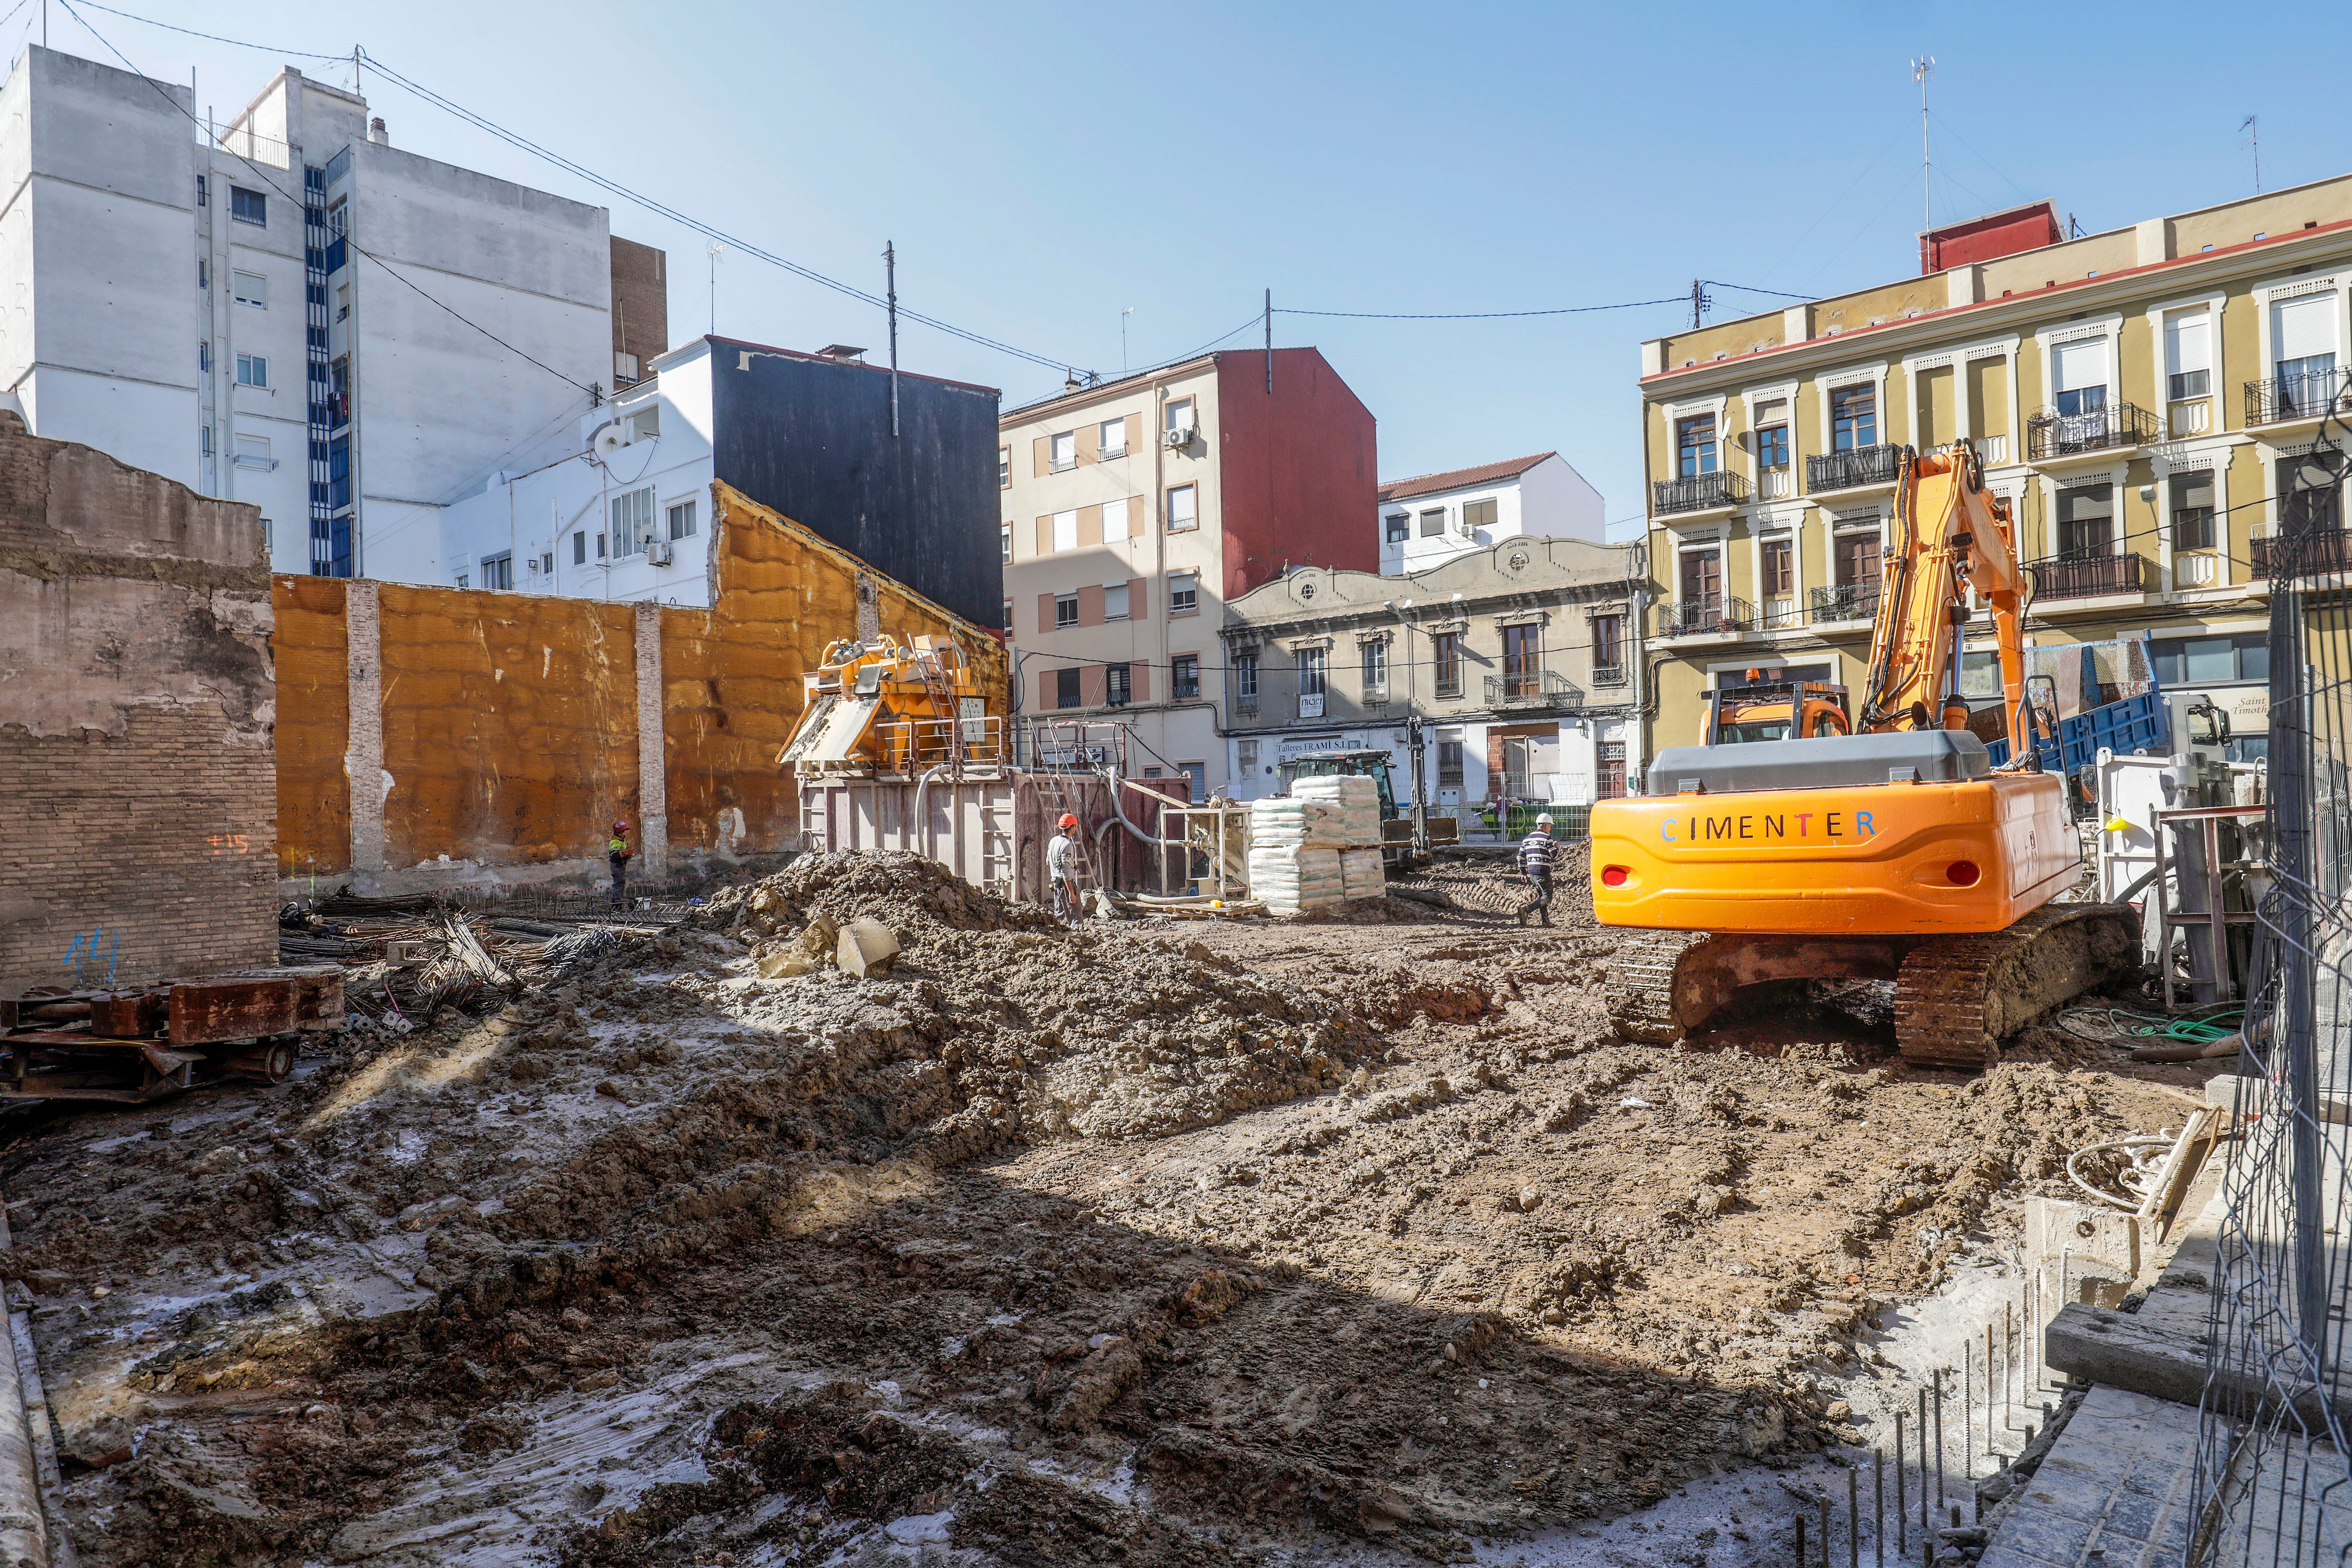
[1249,774,1388,914]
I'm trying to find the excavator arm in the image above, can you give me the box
[1855,441,2042,762]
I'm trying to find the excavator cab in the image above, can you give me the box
[1703,672,1853,746]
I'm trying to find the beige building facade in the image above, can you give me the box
[1636,176,2352,774]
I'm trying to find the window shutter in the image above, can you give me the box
[1127,576,1147,621]
[1039,669,1057,709]
[1078,584,1104,627]
[1033,436,1049,478]
[1037,594,1054,636]
[1076,423,1099,463]
[1125,413,1143,456]
[1036,516,1053,555]
[1130,662,1150,701]
[1078,505,1102,547]
[1081,666,1107,706]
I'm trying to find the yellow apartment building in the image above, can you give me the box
[1634,176,2352,779]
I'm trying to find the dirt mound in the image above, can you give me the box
[698,849,1055,942]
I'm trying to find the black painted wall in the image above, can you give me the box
[707,337,1002,629]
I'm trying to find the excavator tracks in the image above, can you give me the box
[1892,903,2141,1070]
[1603,930,1708,1043]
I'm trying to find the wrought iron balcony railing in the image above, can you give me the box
[2026,552,2148,601]
[1662,595,1753,636]
[2026,401,2158,461]
[2245,368,2352,427]
[1809,582,1881,624]
[2250,528,2352,579]
[1651,471,1747,516]
[1484,668,1582,709]
[1807,443,1904,493]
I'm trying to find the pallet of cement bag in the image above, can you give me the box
[1248,797,1348,848]
[1340,847,1386,901]
[1247,845,1344,916]
[1292,776,1383,847]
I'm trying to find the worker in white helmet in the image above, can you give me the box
[1516,812,1558,927]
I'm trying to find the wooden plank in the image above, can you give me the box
[167,977,299,1046]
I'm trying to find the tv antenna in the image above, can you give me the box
[1911,56,1936,227]
[2240,115,2261,193]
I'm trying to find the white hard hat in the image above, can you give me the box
[1536,813,1553,827]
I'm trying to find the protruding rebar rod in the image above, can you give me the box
[1895,1413,1907,1555]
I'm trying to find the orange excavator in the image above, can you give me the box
[1589,441,2136,1068]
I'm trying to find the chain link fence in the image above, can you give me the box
[2194,412,2352,1564]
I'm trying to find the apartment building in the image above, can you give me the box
[1637,179,2352,766]
[1220,539,1642,818]
[439,336,1002,625]
[1001,348,1376,800]
[1377,450,1605,575]
[0,47,657,582]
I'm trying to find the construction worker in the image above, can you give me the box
[1516,812,1557,927]
[1047,812,1081,923]
[607,820,633,910]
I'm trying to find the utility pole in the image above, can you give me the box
[1689,279,1709,330]
[2241,115,2261,192]
[1264,288,1273,394]
[1912,56,1936,228]
[884,241,900,439]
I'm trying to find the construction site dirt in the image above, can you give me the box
[0,851,2218,1567]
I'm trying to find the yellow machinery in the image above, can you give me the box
[777,634,998,778]
[1590,442,2137,1067]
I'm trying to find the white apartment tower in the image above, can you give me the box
[0,47,657,579]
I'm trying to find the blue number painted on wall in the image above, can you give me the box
[61,929,119,987]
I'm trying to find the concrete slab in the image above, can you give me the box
[1981,1386,2197,1568]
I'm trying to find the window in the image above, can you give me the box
[1050,431,1076,471]
[1761,537,1794,596]
[229,187,266,225]
[328,435,350,509]
[1385,512,1410,543]
[1676,412,1718,475]
[540,552,554,576]
[259,518,272,554]
[1680,546,1723,601]
[481,552,514,591]
[1099,417,1126,457]
[2055,483,2115,558]
[1462,497,1498,534]
[2278,449,2346,532]
[1178,762,1205,804]
[999,446,1010,488]
[200,341,211,372]
[1755,399,1791,468]
[1237,738,1259,776]
[573,531,587,566]
[326,195,346,237]
[1172,653,1199,699]
[2170,471,2216,551]
[1237,652,1258,700]
[200,426,213,461]
[1433,631,1462,696]
[666,499,697,540]
[1169,571,1197,615]
[2151,634,2268,687]
[198,258,208,290]
[1419,507,1446,538]
[1104,581,1130,621]
[610,486,654,556]
[1055,592,1079,628]
[2165,312,2212,402]
[1503,623,1540,698]
[1165,397,1194,434]
[1591,612,1624,673]
[233,434,270,469]
[1106,663,1132,706]
[1051,509,1078,552]
[1166,484,1197,532]
[328,355,350,426]
[1001,525,1013,564]
[235,353,266,387]
[615,351,639,383]
[1832,530,1880,586]
[2052,338,2109,419]
[596,532,607,559]
[1596,741,1627,800]
[1297,646,1327,696]
[196,175,206,207]
[1003,599,1011,628]
[1361,638,1388,696]
[455,574,469,589]
[2272,294,2338,408]
[228,268,265,308]
[1055,667,1082,708]
[1830,385,1876,451]
[1437,740,1465,789]
[630,407,660,441]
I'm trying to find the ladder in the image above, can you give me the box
[1029,718,1101,912]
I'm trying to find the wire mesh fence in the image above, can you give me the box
[2194,412,2352,1564]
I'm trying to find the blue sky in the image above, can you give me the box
[42,0,2352,532]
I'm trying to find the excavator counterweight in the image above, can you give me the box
[1591,442,2137,1066]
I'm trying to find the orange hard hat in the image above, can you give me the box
[1058,813,1079,828]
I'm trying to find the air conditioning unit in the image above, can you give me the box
[1162,425,1195,450]
[645,539,674,566]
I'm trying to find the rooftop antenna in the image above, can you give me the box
[1911,55,1936,228]
[2240,115,2261,193]
[1121,306,1133,376]
[706,241,724,336]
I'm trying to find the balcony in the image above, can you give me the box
[1662,595,1753,637]
[1233,692,1259,717]
[1652,470,1747,517]
[1807,443,1904,495]
[1809,582,1881,625]
[2026,401,2158,462]
[2026,552,2148,602]
[1485,668,1582,710]
[2245,368,2352,428]
[2250,529,2352,579]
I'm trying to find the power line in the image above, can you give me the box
[1702,280,1816,301]
[57,0,595,395]
[67,0,346,57]
[1275,295,1684,321]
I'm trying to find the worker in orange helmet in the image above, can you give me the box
[1047,812,1081,923]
